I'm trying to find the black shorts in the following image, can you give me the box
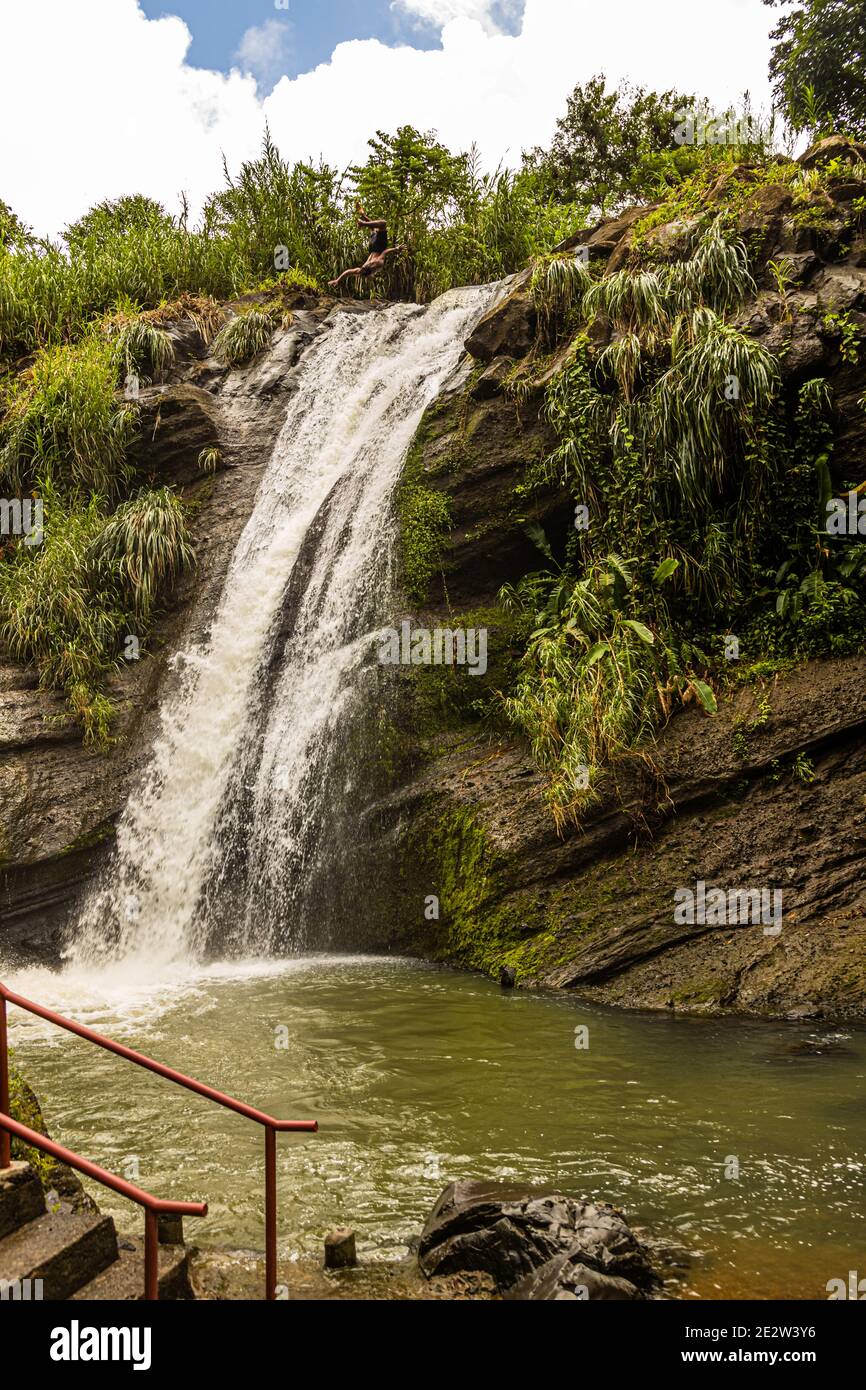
[368,226,388,255]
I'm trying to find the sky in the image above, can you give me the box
[0,0,777,239]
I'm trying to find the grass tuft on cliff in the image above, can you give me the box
[0,483,193,745]
[211,308,275,367]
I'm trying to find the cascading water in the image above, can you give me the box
[68,285,493,973]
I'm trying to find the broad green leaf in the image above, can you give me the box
[622,619,655,644]
[583,641,610,666]
[691,679,717,714]
[652,557,679,585]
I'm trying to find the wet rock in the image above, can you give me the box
[499,965,516,989]
[507,1253,641,1301]
[418,1180,657,1299]
[465,280,536,363]
[471,356,513,401]
[128,383,225,487]
[324,1228,357,1269]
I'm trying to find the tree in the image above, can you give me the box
[352,126,471,239]
[0,200,33,249]
[523,74,697,209]
[63,195,174,252]
[765,0,866,138]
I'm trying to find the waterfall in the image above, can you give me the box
[67,285,492,972]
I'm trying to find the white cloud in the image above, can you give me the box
[391,1,525,36]
[0,0,776,240]
[234,18,294,92]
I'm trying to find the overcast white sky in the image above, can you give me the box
[0,0,776,238]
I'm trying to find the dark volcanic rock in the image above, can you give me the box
[798,135,866,169]
[465,278,536,363]
[128,383,225,487]
[507,1253,643,1301]
[418,1181,657,1299]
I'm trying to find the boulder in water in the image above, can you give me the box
[324,1228,357,1269]
[418,1180,658,1299]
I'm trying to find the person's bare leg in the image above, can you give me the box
[328,266,363,289]
[356,204,387,233]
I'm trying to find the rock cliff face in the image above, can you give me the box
[2,148,866,1022]
[367,146,866,1020]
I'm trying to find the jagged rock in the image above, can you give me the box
[611,216,695,271]
[813,265,866,312]
[798,136,866,169]
[471,356,513,400]
[555,204,654,260]
[418,1181,657,1299]
[465,280,536,363]
[506,1254,641,1301]
[127,383,225,487]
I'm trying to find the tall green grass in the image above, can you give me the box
[0,335,138,495]
[0,483,193,744]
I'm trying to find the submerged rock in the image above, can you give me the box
[418,1180,658,1300]
[324,1227,357,1269]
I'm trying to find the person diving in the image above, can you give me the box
[328,203,407,289]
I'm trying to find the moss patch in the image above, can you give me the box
[399,800,611,982]
[399,485,452,605]
[8,1062,65,1189]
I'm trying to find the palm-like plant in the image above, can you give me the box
[211,308,274,367]
[89,486,194,622]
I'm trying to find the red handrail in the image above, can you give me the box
[0,1112,206,1299]
[0,981,318,1299]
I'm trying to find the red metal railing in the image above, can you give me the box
[0,1111,206,1300]
[0,981,318,1300]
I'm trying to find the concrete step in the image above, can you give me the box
[0,1162,46,1240]
[72,1239,192,1301]
[0,1208,118,1299]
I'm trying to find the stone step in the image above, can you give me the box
[0,1209,118,1299]
[0,1162,46,1240]
[71,1238,192,1301]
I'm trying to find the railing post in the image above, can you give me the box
[0,987,10,1170]
[144,1207,159,1301]
[265,1124,276,1300]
